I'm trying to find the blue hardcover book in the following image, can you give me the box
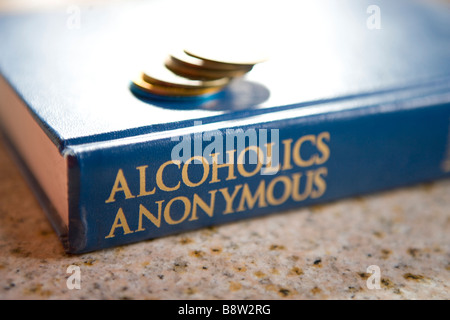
[1,0,450,253]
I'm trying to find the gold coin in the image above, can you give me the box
[165,56,251,80]
[170,49,254,72]
[132,76,224,97]
[141,60,229,89]
[184,44,268,67]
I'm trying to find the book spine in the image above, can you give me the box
[66,98,450,253]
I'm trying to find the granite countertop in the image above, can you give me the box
[0,140,449,300]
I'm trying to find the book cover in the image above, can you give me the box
[1,0,450,253]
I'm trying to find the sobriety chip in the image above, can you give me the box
[131,47,266,100]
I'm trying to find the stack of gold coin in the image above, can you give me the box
[131,47,267,100]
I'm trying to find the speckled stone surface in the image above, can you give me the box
[0,139,449,300]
